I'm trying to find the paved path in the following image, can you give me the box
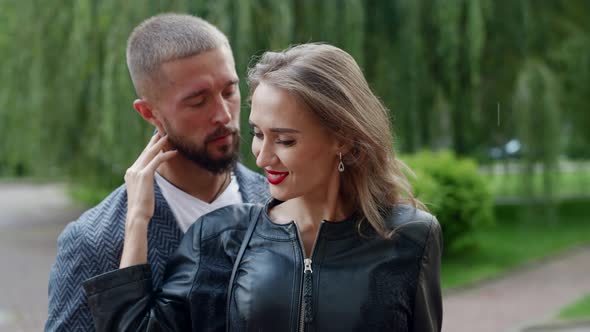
[0,181,85,332]
[443,247,590,332]
[0,181,589,332]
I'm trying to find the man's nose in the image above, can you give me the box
[211,96,232,125]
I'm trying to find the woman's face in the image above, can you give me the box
[250,82,342,202]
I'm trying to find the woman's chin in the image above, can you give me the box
[270,191,289,202]
[270,189,306,203]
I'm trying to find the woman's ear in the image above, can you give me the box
[336,140,352,156]
[133,99,165,135]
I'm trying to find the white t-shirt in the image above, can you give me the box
[155,172,243,233]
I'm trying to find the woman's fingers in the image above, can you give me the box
[146,132,161,149]
[129,133,161,169]
[145,149,178,174]
[135,134,171,169]
[139,132,162,157]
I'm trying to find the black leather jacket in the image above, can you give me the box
[84,201,443,331]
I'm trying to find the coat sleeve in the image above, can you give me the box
[412,218,443,332]
[82,219,204,332]
[46,222,97,332]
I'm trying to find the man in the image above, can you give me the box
[45,13,269,331]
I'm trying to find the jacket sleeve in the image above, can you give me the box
[82,220,203,332]
[412,218,443,332]
[46,222,97,332]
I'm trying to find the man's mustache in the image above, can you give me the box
[205,126,239,143]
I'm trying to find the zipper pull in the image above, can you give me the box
[304,258,313,273]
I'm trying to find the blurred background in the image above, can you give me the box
[0,1,589,331]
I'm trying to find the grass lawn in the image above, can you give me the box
[442,199,590,289]
[558,294,590,320]
[485,163,590,198]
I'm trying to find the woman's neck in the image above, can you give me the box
[269,194,353,257]
[268,170,355,231]
[271,192,352,230]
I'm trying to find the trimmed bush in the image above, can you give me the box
[401,150,494,254]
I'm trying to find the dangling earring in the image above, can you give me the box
[338,152,345,173]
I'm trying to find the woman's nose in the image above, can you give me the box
[254,141,275,168]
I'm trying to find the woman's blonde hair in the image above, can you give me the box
[248,43,423,238]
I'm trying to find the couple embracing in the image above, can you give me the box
[46,13,442,332]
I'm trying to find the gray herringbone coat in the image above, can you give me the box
[45,163,269,331]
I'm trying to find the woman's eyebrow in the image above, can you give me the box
[268,128,300,133]
[248,121,301,133]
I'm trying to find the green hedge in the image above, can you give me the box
[402,150,495,254]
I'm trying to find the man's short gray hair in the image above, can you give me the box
[127,13,230,98]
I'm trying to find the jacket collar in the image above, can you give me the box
[256,198,358,241]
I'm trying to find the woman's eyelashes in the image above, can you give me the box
[276,138,296,146]
[249,129,263,139]
[249,129,296,146]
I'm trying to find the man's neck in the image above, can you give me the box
[156,155,231,203]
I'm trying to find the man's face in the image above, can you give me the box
[151,46,241,174]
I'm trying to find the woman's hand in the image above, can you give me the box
[120,133,177,268]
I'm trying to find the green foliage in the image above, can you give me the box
[402,151,494,254]
[554,20,590,159]
[513,60,561,201]
[0,0,589,201]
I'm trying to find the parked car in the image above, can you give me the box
[488,139,522,160]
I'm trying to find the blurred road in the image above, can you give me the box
[0,181,85,332]
[0,181,588,332]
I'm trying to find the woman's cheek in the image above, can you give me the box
[251,138,260,156]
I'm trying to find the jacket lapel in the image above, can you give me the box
[146,181,183,287]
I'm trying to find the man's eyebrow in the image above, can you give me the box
[181,89,207,102]
[180,80,238,102]
[248,122,300,134]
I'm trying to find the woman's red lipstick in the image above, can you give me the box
[265,169,288,185]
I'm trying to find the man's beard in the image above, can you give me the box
[166,125,240,174]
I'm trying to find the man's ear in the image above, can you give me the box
[133,99,165,135]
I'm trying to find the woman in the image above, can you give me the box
[84,43,442,331]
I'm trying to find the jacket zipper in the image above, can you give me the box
[295,222,323,332]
